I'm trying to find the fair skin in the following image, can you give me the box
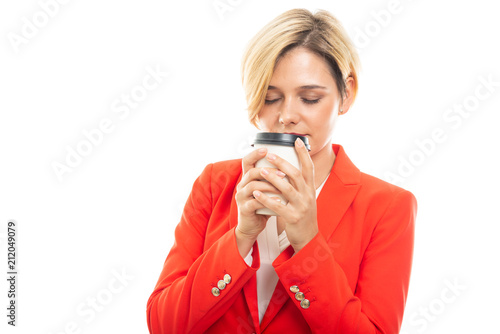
[235,46,355,257]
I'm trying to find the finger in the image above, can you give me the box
[258,167,298,204]
[242,147,267,175]
[238,166,285,191]
[294,137,314,187]
[246,180,282,199]
[237,170,285,203]
[237,166,287,210]
[242,196,273,213]
[253,190,286,215]
[263,151,307,193]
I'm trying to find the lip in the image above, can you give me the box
[284,132,307,137]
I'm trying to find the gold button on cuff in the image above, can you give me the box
[290,285,300,293]
[217,280,227,290]
[211,287,220,297]
[224,274,232,284]
[300,299,310,309]
[295,292,305,301]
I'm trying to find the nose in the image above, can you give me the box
[278,96,300,125]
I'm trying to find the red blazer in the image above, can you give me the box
[147,144,417,333]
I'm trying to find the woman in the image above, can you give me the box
[147,8,417,334]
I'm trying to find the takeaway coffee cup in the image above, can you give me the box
[251,132,311,216]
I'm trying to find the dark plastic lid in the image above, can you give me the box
[251,132,311,151]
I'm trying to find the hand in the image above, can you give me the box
[234,147,286,257]
[252,138,318,253]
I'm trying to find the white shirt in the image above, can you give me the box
[243,174,330,323]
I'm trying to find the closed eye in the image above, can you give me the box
[264,98,280,105]
[302,98,320,104]
[264,98,321,105]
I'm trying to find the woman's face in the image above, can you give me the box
[257,47,353,158]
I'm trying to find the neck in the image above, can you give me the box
[311,142,335,190]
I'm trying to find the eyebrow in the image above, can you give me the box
[267,84,327,90]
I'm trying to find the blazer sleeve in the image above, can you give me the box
[146,163,260,334]
[273,189,417,333]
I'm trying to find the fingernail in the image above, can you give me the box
[267,153,276,161]
[253,190,261,197]
[295,138,304,147]
[258,148,266,154]
[260,168,269,176]
[276,170,285,177]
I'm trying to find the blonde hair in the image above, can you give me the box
[241,8,361,129]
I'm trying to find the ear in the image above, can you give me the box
[339,76,355,115]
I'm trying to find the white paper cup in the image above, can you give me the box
[251,132,311,216]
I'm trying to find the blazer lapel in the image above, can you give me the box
[227,144,361,329]
[242,274,261,332]
[316,144,361,241]
[259,248,294,331]
[260,144,361,329]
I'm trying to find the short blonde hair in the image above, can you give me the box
[241,8,361,129]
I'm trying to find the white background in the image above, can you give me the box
[1,0,499,333]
